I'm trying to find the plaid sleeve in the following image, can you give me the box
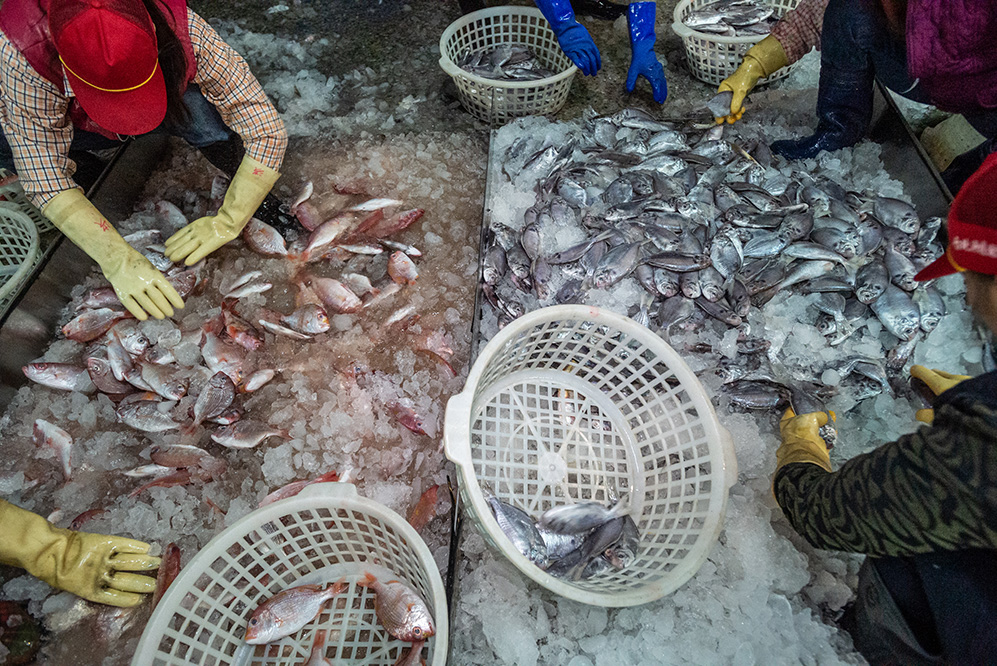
[0,34,82,209]
[188,11,287,172]
[769,0,828,64]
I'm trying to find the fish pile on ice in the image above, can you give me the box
[457,44,556,82]
[488,486,639,582]
[20,182,434,497]
[244,571,434,665]
[484,108,948,416]
[682,0,778,37]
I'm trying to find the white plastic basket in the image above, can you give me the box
[0,202,40,313]
[672,0,802,86]
[445,305,737,607]
[132,483,448,666]
[0,169,55,233]
[439,7,577,125]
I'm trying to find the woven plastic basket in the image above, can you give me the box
[132,482,447,666]
[439,7,577,125]
[445,305,737,607]
[672,0,802,86]
[0,169,55,233]
[0,202,40,314]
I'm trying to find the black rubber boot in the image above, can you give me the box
[197,137,298,236]
[770,64,874,160]
[571,0,626,20]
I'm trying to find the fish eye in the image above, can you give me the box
[250,619,258,625]
[414,627,422,636]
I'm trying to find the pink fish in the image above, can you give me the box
[150,444,226,478]
[221,301,264,351]
[191,371,235,425]
[167,269,200,299]
[258,470,340,508]
[240,369,276,393]
[308,277,362,314]
[62,308,130,342]
[81,286,120,309]
[210,421,289,449]
[397,641,427,666]
[23,363,95,393]
[387,251,418,285]
[243,218,289,257]
[207,406,243,425]
[152,543,182,611]
[201,333,246,384]
[304,629,332,666]
[257,319,313,340]
[295,280,324,308]
[128,469,193,498]
[86,357,133,394]
[290,181,314,213]
[244,579,347,645]
[407,485,440,532]
[358,572,435,642]
[69,508,106,531]
[304,213,358,261]
[154,200,188,229]
[387,401,429,436]
[294,201,323,231]
[281,304,330,335]
[33,419,73,479]
[362,208,424,239]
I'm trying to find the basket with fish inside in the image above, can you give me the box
[439,7,577,125]
[132,482,447,666]
[444,305,737,606]
[672,0,803,86]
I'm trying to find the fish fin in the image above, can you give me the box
[359,571,377,588]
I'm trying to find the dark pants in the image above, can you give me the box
[845,549,997,665]
[0,85,235,174]
[821,0,997,189]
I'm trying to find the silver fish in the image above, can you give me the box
[244,581,347,645]
[140,362,187,400]
[591,242,642,289]
[210,421,288,449]
[884,245,917,291]
[546,517,625,581]
[359,572,435,642]
[23,363,95,393]
[117,400,179,432]
[282,304,330,335]
[873,196,920,234]
[258,319,313,341]
[855,260,890,304]
[912,285,945,333]
[487,496,548,569]
[706,90,734,118]
[539,500,629,535]
[871,285,921,341]
[192,371,235,426]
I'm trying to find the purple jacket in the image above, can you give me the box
[906,0,997,113]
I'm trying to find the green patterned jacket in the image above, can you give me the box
[774,371,997,558]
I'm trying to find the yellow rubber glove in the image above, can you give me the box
[43,189,184,321]
[715,35,789,124]
[0,500,160,607]
[775,408,835,475]
[909,365,971,425]
[165,155,280,266]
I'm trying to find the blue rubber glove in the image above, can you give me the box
[535,0,602,76]
[626,2,667,103]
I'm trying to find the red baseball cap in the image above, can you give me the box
[49,0,166,136]
[916,152,997,281]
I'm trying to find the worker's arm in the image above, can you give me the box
[774,377,997,558]
[714,0,828,123]
[187,10,287,172]
[0,34,83,209]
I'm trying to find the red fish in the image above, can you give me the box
[258,470,340,508]
[151,542,181,611]
[69,508,106,531]
[387,251,418,285]
[244,579,347,645]
[23,362,96,393]
[407,485,440,532]
[294,201,323,231]
[221,300,264,351]
[128,469,193,498]
[387,401,429,436]
[363,208,424,239]
[62,308,130,342]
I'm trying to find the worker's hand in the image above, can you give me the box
[626,2,667,103]
[42,188,183,320]
[909,365,970,396]
[909,366,970,425]
[776,408,836,475]
[535,0,602,76]
[166,155,280,266]
[0,500,160,607]
[102,246,185,321]
[714,35,788,124]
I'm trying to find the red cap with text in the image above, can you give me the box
[49,0,167,136]
[916,152,997,281]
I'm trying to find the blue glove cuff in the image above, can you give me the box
[536,0,578,33]
[628,1,657,47]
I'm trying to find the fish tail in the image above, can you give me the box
[331,577,348,596]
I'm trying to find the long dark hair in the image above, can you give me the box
[142,0,190,127]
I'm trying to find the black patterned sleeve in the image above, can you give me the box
[773,402,997,558]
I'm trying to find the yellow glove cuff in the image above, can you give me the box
[743,35,789,78]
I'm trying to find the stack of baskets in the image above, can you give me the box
[0,170,53,315]
[438,7,577,125]
[672,0,803,86]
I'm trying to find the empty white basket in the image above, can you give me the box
[439,6,577,125]
[132,482,447,666]
[672,0,803,86]
[0,202,40,314]
[445,305,737,607]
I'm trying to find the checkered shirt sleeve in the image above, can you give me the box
[0,33,79,209]
[769,0,829,64]
[188,10,286,172]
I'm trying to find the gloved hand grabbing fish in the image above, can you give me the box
[908,365,971,425]
[713,35,789,124]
